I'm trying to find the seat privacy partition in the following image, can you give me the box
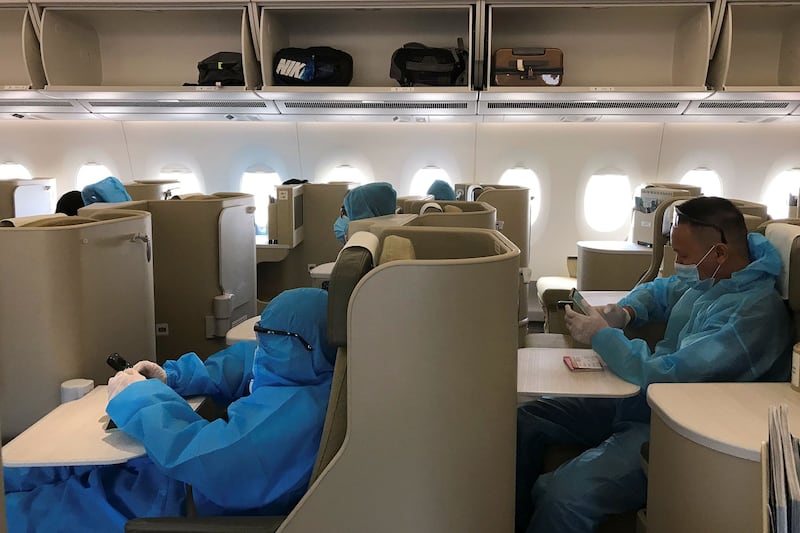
[82,193,257,361]
[0,210,155,441]
[276,226,519,532]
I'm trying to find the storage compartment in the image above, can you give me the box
[257,4,478,115]
[0,7,43,89]
[709,3,800,90]
[260,6,472,88]
[40,6,260,89]
[485,4,711,90]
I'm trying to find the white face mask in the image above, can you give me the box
[674,245,721,290]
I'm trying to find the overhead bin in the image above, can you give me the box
[689,1,800,116]
[257,3,478,115]
[37,3,275,114]
[480,2,714,115]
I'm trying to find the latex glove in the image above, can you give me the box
[597,304,632,329]
[132,360,167,383]
[565,303,609,345]
[108,368,146,401]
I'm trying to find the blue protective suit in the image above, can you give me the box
[516,233,793,533]
[333,182,397,243]
[426,179,456,201]
[4,287,335,533]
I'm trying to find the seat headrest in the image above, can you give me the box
[765,222,800,309]
[379,235,417,264]
[327,232,380,347]
[420,202,443,214]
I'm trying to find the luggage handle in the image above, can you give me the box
[510,47,546,56]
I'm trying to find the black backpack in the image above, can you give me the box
[197,52,245,86]
[390,39,468,87]
[273,46,353,86]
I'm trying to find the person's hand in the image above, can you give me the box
[108,368,146,400]
[565,303,609,345]
[597,304,631,329]
[132,360,167,383]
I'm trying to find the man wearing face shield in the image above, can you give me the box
[4,288,335,532]
[516,196,792,533]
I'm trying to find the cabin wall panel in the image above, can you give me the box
[475,123,663,279]
[295,122,477,195]
[121,122,302,192]
[657,123,800,203]
[0,121,130,195]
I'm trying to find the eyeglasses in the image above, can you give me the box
[253,325,313,351]
[674,205,727,244]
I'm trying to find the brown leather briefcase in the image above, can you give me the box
[493,47,563,87]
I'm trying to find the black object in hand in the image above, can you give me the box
[106,353,132,372]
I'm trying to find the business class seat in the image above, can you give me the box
[127,226,520,533]
[0,209,155,442]
[81,193,257,360]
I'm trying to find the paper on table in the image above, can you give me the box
[563,354,604,372]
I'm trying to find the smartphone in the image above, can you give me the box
[569,288,589,315]
[106,353,132,372]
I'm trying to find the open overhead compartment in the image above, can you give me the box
[479,2,714,116]
[37,2,274,115]
[692,1,800,116]
[257,2,478,116]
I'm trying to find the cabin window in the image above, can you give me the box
[499,167,542,224]
[764,168,800,219]
[76,163,113,190]
[324,164,368,185]
[240,170,282,236]
[680,168,722,197]
[584,173,631,232]
[0,162,32,181]
[410,166,451,196]
[159,167,202,196]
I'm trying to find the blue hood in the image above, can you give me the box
[721,232,782,290]
[343,182,397,221]
[253,288,335,388]
[427,179,456,201]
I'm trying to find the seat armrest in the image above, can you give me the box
[125,516,285,533]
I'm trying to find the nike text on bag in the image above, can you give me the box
[273,47,353,86]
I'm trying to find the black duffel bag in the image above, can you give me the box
[197,51,245,86]
[273,46,353,86]
[390,38,468,87]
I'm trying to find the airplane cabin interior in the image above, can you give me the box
[2,0,800,531]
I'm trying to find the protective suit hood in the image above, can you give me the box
[426,179,456,201]
[253,288,335,389]
[720,232,782,290]
[343,182,397,221]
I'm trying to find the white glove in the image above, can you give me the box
[107,368,146,400]
[598,304,632,329]
[565,302,609,345]
[132,360,167,383]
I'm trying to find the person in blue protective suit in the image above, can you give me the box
[333,181,397,243]
[4,287,335,533]
[516,196,793,533]
[426,179,456,201]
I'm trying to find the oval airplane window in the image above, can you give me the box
[240,170,282,236]
[584,173,631,232]
[0,162,32,181]
[499,167,542,224]
[324,164,368,185]
[763,168,800,219]
[159,168,202,196]
[410,166,451,196]
[680,168,722,197]
[76,163,113,190]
